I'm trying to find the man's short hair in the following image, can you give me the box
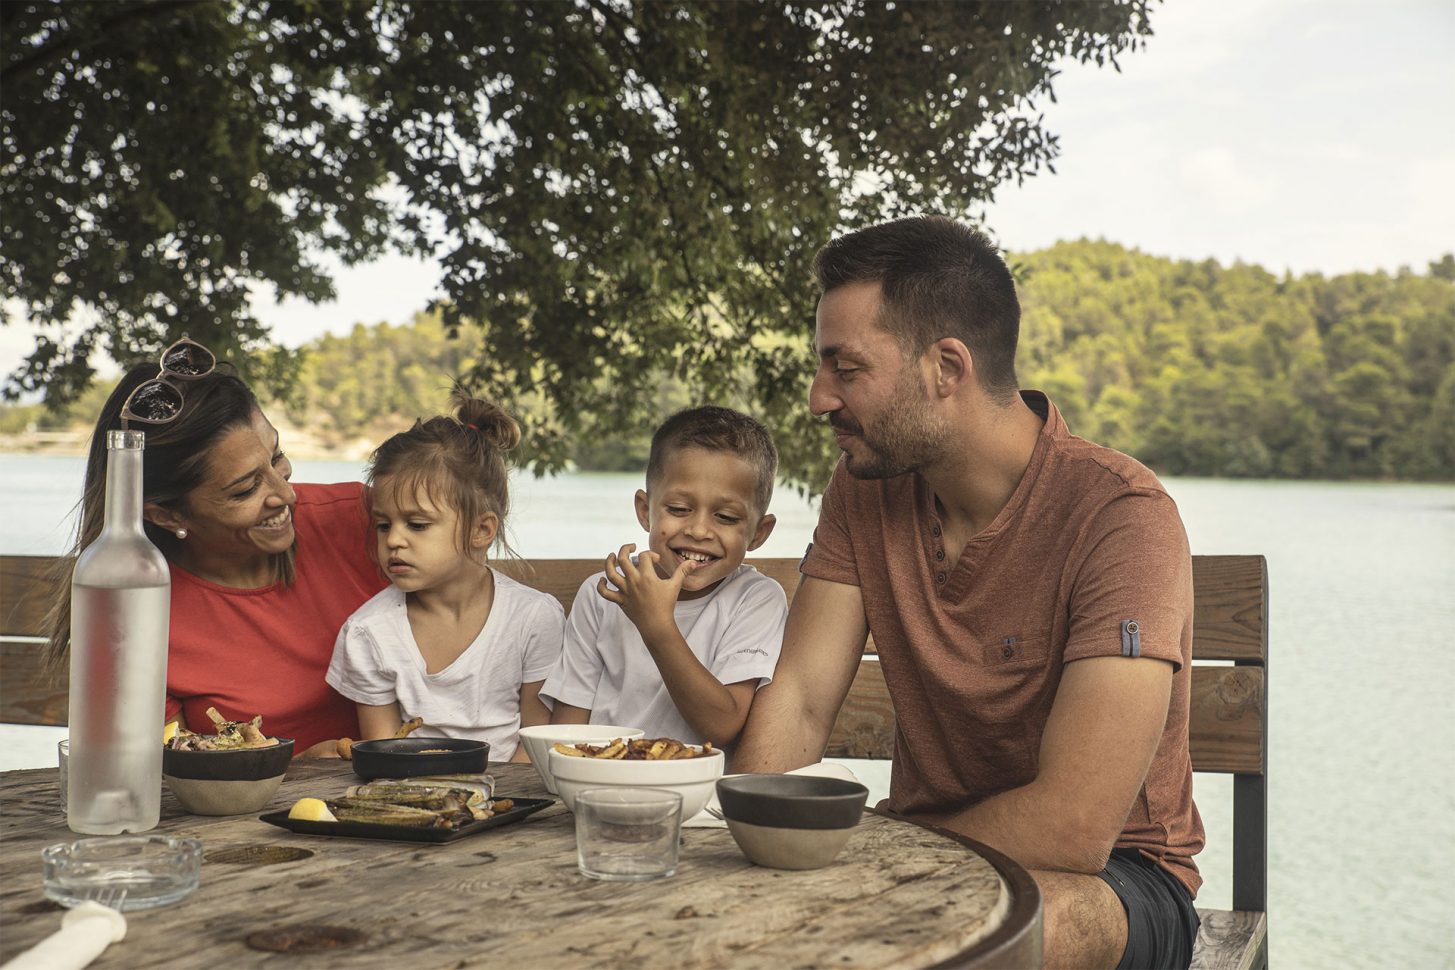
[812,215,1021,401]
[647,406,778,514]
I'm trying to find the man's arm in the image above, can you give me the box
[911,654,1173,874]
[732,576,869,773]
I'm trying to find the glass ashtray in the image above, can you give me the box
[42,835,203,911]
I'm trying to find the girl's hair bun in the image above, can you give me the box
[453,387,521,452]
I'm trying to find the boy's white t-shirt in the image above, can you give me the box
[325,571,566,760]
[539,564,788,745]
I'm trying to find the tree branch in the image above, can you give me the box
[1,0,195,86]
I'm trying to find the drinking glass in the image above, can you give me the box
[575,788,682,881]
[58,739,70,810]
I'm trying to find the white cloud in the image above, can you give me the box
[1178,148,1277,211]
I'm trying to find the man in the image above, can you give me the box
[734,216,1205,970]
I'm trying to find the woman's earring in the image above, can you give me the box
[175,528,188,539]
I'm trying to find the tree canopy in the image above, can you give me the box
[2,0,1153,487]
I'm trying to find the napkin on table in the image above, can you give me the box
[0,901,126,970]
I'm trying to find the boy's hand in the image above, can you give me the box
[598,543,696,637]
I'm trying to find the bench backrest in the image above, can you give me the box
[1,552,1266,909]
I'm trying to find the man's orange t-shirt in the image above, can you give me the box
[802,392,1206,896]
[164,482,387,752]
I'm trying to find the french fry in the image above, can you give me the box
[546,736,713,760]
[394,716,424,739]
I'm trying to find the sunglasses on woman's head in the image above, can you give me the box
[119,335,217,429]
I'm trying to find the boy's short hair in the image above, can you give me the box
[646,406,778,514]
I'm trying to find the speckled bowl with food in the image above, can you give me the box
[549,744,724,818]
[162,739,295,816]
[517,724,646,794]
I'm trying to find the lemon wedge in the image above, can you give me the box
[288,797,337,822]
[163,721,179,744]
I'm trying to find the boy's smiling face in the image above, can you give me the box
[635,445,776,600]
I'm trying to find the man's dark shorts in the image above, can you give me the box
[1096,848,1201,970]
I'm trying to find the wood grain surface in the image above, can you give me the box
[0,762,1041,969]
[1192,909,1268,970]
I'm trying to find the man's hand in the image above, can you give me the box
[597,543,695,638]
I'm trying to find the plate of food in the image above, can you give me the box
[260,780,551,844]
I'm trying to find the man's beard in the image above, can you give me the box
[832,369,946,480]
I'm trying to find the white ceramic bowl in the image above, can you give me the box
[548,745,725,818]
[518,725,646,794]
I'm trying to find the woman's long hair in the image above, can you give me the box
[43,362,290,671]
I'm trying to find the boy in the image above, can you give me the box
[541,406,787,749]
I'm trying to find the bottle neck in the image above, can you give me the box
[103,431,148,537]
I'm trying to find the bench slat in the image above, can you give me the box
[1190,909,1268,970]
[1190,556,1267,662]
[0,639,66,726]
[2,555,1266,660]
[1,555,63,639]
[1188,667,1265,774]
[828,662,1264,775]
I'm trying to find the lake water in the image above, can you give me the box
[4,454,1452,968]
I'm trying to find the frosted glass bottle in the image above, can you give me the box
[67,430,171,834]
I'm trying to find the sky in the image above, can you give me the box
[2,0,1452,379]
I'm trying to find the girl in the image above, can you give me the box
[326,390,564,762]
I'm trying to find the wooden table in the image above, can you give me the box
[0,761,1041,968]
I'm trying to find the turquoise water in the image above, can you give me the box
[5,455,1452,967]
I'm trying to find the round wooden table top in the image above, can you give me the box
[0,760,1041,968]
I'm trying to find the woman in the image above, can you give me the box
[45,339,386,754]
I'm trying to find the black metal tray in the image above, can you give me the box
[258,796,552,843]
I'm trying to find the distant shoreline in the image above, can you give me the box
[1,436,1445,487]
[0,412,379,462]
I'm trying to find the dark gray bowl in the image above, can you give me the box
[162,739,295,816]
[350,737,490,780]
[715,774,868,829]
[162,738,295,781]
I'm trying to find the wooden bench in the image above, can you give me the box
[2,553,1267,970]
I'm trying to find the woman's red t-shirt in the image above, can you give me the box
[164,482,386,751]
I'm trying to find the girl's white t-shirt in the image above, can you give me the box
[325,571,566,760]
[539,565,788,745]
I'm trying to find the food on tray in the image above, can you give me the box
[165,707,279,751]
[288,797,338,822]
[334,718,426,760]
[551,736,715,761]
[284,774,505,830]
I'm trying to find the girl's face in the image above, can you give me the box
[371,480,496,594]
[151,410,296,583]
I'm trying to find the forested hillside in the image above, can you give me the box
[1016,241,1453,480]
[7,242,1451,482]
